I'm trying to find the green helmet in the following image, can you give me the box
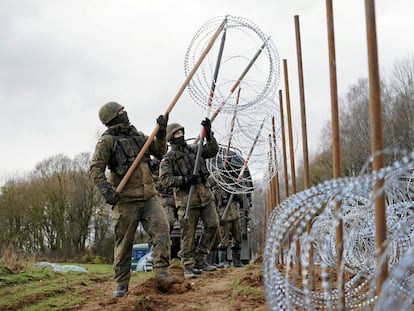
[98,101,123,125]
[166,123,184,142]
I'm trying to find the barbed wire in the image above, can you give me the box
[263,149,414,310]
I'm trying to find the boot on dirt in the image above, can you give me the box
[113,283,128,298]
[217,248,228,268]
[184,265,198,279]
[207,248,218,266]
[192,266,203,274]
[231,247,244,267]
[155,268,180,284]
[194,252,217,272]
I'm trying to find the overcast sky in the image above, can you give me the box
[1,0,413,183]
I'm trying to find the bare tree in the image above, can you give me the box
[388,56,414,151]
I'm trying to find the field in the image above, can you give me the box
[0,258,268,311]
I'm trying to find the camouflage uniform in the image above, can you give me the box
[206,198,223,266]
[151,158,177,232]
[90,102,177,297]
[210,174,244,267]
[156,180,177,232]
[159,120,219,275]
[216,190,242,249]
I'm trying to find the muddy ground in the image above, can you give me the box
[77,259,268,311]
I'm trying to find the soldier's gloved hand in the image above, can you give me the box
[156,113,168,139]
[183,174,201,186]
[219,218,225,226]
[103,188,119,205]
[201,117,212,141]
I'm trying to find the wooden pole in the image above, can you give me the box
[325,0,345,308]
[283,59,297,194]
[271,116,280,206]
[279,90,290,199]
[295,14,314,287]
[283,59,296,266]
[294,15,310,191]
[365,0,388,293]
[116,18,226,193]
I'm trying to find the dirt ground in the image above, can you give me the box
[76,259,268,311]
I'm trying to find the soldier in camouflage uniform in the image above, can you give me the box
[150,157,176,232]
[159,119,219,279]
[210,172,244,267]
[90,102,179,298]
[206,198,224,268]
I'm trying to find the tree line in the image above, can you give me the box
[0,56,412,261]
[301,56,414,187]
[0,153,114,260]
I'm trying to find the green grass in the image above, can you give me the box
[0,262,114,311]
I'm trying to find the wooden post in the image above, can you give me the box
[283,59,297,194]
[116,18,226,193]
[365,0,388,294]
[325,0,345,308]
[279,90,290,199]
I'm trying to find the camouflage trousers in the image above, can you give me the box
[177,202,219,267]
[160,196,177,233]
[218,218,242,249]
[112,195,170,285]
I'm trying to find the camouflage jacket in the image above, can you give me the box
[159,136,218,208]
[90,123,167,202]
[209,175,242,221]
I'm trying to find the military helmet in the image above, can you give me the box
[166,123,184,142]
[99,101,123,125]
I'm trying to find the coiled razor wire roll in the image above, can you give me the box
[206,100,282,194]
[185,15,282,194]
[375,249,414,311]
[184,15,280,113]
[263,149,414,310]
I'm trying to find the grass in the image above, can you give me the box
[0,261,156,311]
[229,265,267,307]
[0,262,114,311]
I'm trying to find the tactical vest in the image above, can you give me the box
[105,128,150,177]
[169,145,209,179]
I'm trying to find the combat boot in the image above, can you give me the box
[194,258,217,271]
[207,248,218,266]
[155,268,180,284]
[184,266,198,279]
[113,283,128,298]
[217,248,228,268]
[232,247,244,267]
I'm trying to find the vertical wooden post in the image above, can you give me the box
[279,90,290,199]
[283,59,296,268]
[325,0,345,308]
[365,0,388,294]
[271,116,281,207]
[294,14,313,288]
[294,15,310,190]
[283,59,297,194]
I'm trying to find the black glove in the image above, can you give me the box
[183,174,201,186]
[219,218,225,226]
[201,117,212,141]
[156,114,168,139]
[103,188,119,205]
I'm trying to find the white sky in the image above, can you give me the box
[1,0,413,183]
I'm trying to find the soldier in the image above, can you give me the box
[210,172,244,268]
[159,119,219,279]
[90,101,179,298]
[150,157,176,233]
[206,205,223,268]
